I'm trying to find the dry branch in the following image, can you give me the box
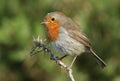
[30,36,75,81]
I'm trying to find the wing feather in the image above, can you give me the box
[68,30,92,48]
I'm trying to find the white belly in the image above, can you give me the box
[51,27,85,56]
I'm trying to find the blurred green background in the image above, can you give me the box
[0,0,120,81]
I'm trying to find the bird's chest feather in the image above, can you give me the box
[47,27,59,41]
[51,27,85,55]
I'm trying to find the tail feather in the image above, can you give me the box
[89,48,106,68]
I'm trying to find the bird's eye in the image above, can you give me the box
[51,17,55,21]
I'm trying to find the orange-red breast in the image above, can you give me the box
[41,11,106,68]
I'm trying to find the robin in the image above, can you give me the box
[41,11,106,68]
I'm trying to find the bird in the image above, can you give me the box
[41,11,106,68]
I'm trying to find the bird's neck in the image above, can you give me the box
[47,27,59,41]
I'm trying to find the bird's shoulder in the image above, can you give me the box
[62,18,92,48]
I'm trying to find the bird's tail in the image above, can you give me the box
[89,48,106,68]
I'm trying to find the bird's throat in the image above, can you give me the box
[47,27,59,41]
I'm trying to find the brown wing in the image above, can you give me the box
[68,30,106,68]
[68,30,92,49]
[62,17,92,49]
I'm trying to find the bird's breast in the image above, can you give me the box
[47,27,59,41]
[51,27,85,55]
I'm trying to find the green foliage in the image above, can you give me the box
[0,0,120,81]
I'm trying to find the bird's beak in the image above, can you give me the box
[40,21,49,24]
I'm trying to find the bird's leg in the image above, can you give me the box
[68,56,77,69]
[58,55,68,60]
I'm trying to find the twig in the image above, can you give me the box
[56,60,75,81]
[30,36,75,81]
[30,36,58,61]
